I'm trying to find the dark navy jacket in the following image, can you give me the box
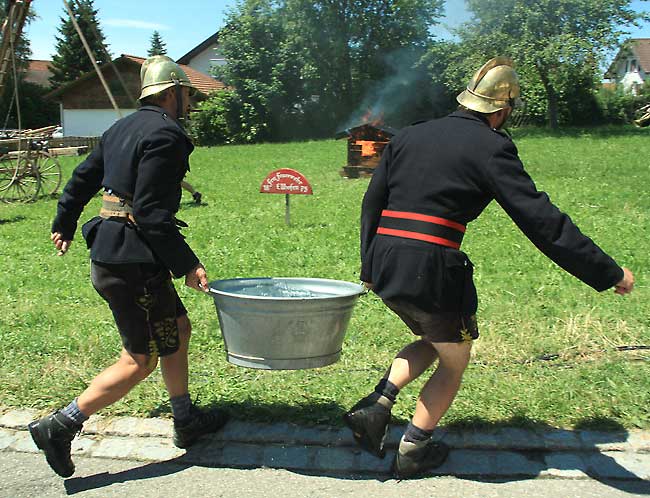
[52,106,199,278]
[360,111,623,313]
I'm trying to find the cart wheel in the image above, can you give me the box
[0,155,40,203]
[35,152,62,196]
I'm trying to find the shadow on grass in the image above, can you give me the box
[147,399,349,427]
[0,215,26,225]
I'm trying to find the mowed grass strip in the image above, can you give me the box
[0,127,648,430]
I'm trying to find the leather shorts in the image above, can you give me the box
[90,261,187,357]
[383,298,479,343]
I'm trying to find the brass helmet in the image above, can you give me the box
[139,55,196,101]
[456,57,521,114]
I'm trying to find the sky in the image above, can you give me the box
[27,0,650,63]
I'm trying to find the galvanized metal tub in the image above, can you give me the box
[209,277,364,370]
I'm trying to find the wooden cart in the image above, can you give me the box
[0,126,62,203]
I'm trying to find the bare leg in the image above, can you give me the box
[76,348,157,416]
[411,341,472,431]
[181,180,202,204]
[160,314,191,398]
[386,339,439,390]
[180,180,196,194]
[343,339,439,458]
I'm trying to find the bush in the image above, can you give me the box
[189,90,267,146]
[596,82,650,125]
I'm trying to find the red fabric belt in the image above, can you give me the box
[377,210,466,249]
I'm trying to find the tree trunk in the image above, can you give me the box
[536,63,559,129]
[546,87,559,130]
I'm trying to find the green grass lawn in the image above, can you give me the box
[0,126,648,431]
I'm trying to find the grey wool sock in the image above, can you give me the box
[170,393,192,423]
[60,398,89,426]
[403,421,433,444]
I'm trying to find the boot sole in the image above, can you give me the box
[28,421,75,478]
[342,411,388,459]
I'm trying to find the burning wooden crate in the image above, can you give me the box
[336,123,397,178]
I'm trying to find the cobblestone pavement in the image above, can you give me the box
[1,409,649,481]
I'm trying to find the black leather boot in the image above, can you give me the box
[173,405,229,448]
[343,392,392,458]
[28,411,82,478]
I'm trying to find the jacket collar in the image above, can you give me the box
[449,109,491,127]
[138,104,192,138]
[138,104,167,116]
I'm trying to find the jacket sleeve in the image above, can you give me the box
[483,140,623,291]
[51,140,105,240]
[360,141,391,282]
[132,127,199,278]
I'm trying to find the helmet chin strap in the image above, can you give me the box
[173,79,185,127]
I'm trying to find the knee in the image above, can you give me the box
[121,352,157,381]
[438,359,469,379]
[434,344,472,377]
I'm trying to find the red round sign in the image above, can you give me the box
[260,168,313,195]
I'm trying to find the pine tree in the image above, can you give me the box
[49,0,110,89]
[148,31,167,56]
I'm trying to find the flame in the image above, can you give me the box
[356,140,377,156]
[361,108,384,127]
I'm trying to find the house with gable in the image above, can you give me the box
[605,38,650,94]
[176,32,226,77]
[45,54,225,137]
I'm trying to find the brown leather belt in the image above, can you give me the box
[377,210,466,249]
[100,193,136,224]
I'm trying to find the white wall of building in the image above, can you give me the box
[612,57,647,94]
[186,44,227,76]
[62,109,136,137]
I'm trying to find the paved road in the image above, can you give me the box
[2,451,650,498]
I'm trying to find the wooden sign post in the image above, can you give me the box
[260,168,313,226]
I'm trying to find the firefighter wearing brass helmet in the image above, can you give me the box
[29,56,228,478]
[346,57,635,478]
[141,55,203,203]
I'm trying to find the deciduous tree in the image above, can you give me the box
[210,0,443,142]
[456,0,646,128]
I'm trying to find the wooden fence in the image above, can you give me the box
[0,135,100,152]
[47,136,100,150]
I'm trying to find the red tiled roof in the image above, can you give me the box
[606,38,650,77]
[28,60,52,72]
[122,54,225,94]
[632,39,650,73]
[25,59,53,88]
[46,54,225,100]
